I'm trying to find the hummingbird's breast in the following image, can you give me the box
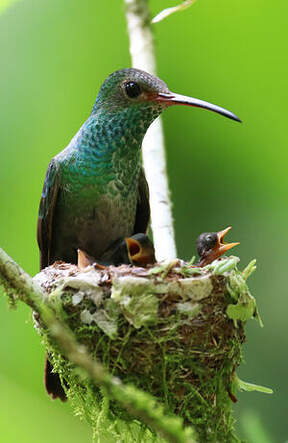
[77,189,138,257]
[51,142,141,264]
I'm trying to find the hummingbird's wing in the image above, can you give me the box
[37,159,61,270]
[133,167,150,234]
[37,160,67,401]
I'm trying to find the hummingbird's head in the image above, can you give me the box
[93,68,169,113]
[93,68,241,122]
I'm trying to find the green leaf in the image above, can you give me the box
[152,0,197,24]
[226,299,256,323]
[148,259,179,278]
[177,262,204,277]
[236,376,273,394]
[242,259,257,280]
[148,263,168,275]
[212,256,240,275]
[225,264,263,325]
[186,256,196,266]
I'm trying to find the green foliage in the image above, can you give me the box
[235,377,273,395]
[111,278,159,329]
[224,260,259,325]
[241,260,257,281]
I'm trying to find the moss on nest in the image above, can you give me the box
[34,256,261,442]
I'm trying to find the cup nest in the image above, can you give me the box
[34,256,258,442]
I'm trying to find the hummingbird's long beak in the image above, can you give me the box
[156,92,241,122]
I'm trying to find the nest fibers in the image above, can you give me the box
[34,256,259,442]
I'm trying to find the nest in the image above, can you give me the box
[34,257,258,442]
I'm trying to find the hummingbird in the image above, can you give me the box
[196,227,239,267]
[37,68,240,400]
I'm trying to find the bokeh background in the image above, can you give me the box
[0,0,286,441]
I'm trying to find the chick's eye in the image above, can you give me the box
[124,81,141,98]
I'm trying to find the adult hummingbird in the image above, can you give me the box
[37,68,240,400]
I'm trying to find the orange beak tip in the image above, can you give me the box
[220,242,240,254]
[217,226,232,242]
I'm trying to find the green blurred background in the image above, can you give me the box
[0,0,286,441]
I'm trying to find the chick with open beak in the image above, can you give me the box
[196,226,239,267]
[78,233,156,270]
[124,233,156,267]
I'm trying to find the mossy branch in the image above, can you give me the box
[0,247,196,443]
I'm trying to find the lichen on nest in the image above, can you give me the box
[33,256,261,442]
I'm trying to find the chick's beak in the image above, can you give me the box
[125,237,156,267]
[199,226,240,267]
[216,226,240,256]
[77,249,106,270]
[155,92,241,123]
[77,249,94,270]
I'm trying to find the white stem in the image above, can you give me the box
[124,0,177,261]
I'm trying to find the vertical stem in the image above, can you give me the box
[124,0,177,261]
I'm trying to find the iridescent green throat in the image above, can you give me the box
[62,102,164,195]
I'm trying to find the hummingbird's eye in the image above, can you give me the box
[124,81,142,98]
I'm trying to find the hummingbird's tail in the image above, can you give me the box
[44,357,68,402]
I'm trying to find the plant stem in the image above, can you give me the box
[124,0,177,261]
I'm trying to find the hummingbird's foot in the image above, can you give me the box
[196,226,239,267]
